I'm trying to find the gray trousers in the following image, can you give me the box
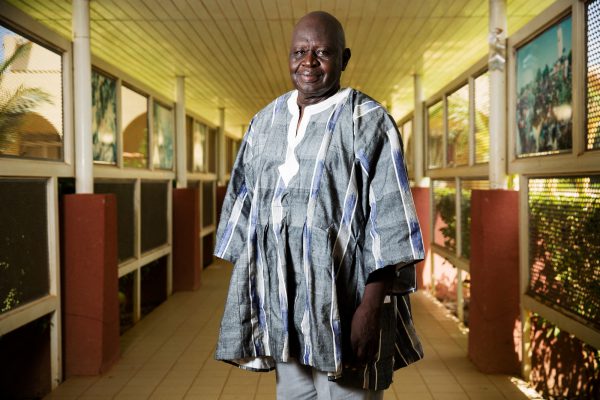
[275,360,384,400]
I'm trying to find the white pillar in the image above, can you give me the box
[175,76,187,188]
[218,107,226,185]
[413,74,426,187]
[488,0,508,189]
[73,0,93,194]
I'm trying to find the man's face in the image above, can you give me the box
[289,16,349,105]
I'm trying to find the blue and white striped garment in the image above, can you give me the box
[214,88,425,391]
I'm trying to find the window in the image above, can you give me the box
[0,24,63,160]
[121,85,148,168]
[474,72,490,163]
[152,102,173,170]
[400,118,413,174]
[427,101,444,169]
[92,69,117,164]
[447,85,469,167]
[0,178,49,314]
[587,0,600,150]
[528,176,600,328]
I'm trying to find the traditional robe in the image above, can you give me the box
[214,88,424,390]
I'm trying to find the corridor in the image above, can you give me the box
[44,260,536,400]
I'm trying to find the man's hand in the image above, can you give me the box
[350,269,393,364]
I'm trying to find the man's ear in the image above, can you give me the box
[342,48,351,71]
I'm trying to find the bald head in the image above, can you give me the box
[289,11,351,107]
[292,11,346,49]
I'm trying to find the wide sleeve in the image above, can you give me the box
[213,121,255,264]
[356,108,425,294]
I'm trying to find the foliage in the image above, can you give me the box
[434,186,471,259]
[91,71,117,163]
[0,42,52,154]
[528,178,600,326]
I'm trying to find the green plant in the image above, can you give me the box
[528,178,600,326]
[0,42,52,154]
[434,186,471,259]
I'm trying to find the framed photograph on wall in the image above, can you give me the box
[515,15,572,157]
[92,69,117,164]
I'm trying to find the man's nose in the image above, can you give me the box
[301,51,319,66]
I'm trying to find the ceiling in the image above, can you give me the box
[5,0,554,136]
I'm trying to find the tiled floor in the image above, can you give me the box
[45,260,535,400]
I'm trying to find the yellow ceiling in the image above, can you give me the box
[6,0,554,136]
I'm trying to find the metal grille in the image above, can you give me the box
[528,176,600,328]
[447,84,469,167]
[95,181,135,262]
[428,101,444,169]
[587,0,600,150]
[474,72,490,163]
[0,179,49,314]
[140,181,168,253]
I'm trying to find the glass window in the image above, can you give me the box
[528,176,600,328]
[474,72,490,163]
[427,101,444,169]
[192,121,207,173]
[121,85,148,168]
[95,181,135,262]
[0,24,63,160]
[459,180,489,259]
[447,85,469,167]
[202,180,214,228]
[433,180,456,251]
[152,102,173,170]
[401,119,413,174]
[207,128,217,173]
[0,179,49,314]
[225,136,233,172]
[92,69,117,164]
[140,181,168,253]
[586,0,600,150]
[515,16,572,157]
[186,116,193,172]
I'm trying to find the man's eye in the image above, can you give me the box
[316,49,331,57]
[294,50,305,56]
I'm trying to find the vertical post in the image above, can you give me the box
[73,0,93,194]
[413,74,426,187]
[175,76,187,188]
[455,177,464,323]
[218,107,226,185]
[519,175,532,380]
[488,0,508,189]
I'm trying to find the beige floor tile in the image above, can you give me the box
[44,263,541,400]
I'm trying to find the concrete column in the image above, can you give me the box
[488,0,508,189]
[175,76,187,188]
[469,189,520,374]
[413,74,426,187]
[218,107,226,185]
[73,0,93,194]
[63,194,120,376]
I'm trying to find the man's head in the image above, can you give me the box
[289,11,351,107]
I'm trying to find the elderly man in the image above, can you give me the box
[214,11,424,399]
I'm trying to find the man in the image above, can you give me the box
[214,11,424,399]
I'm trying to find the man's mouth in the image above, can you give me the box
[299,73,321,83]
